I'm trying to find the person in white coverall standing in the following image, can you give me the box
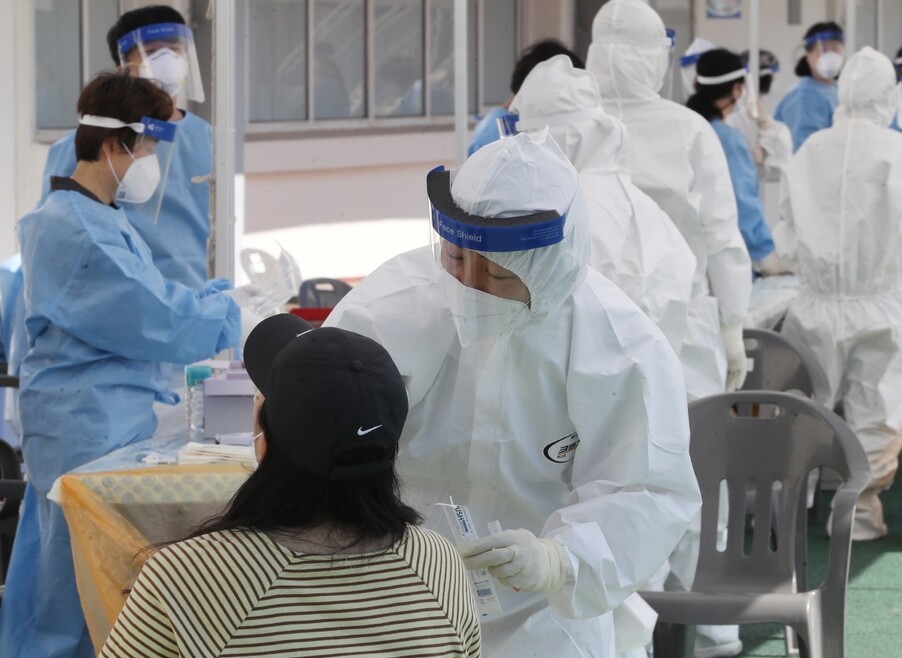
[325,131,701,658]
[510,54,696,358]
[587,0,751,401]
[587,2,751,656]
[776,47,902,542]
[510,53,699,658]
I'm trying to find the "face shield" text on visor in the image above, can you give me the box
[427,165,568,345]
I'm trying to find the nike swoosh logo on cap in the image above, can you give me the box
[357,425,383,436]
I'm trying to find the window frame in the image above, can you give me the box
[244,0,517,137]
[32,0,518,143]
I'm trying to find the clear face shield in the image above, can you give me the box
[495,113,521,138]
[805,30,845,81]
[117,22,205,103]
[79,114,177,225]
[680,52,702,101]
[426,166,566,347]
[660,28,678,101]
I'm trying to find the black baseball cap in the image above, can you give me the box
[243,314,408,480]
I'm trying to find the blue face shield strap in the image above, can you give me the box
[427,166,566,253]
[497,113,521,137]
[804,30,844,47]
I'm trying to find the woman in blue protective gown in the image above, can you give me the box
[775,22,845,151]
[39,5,211,290]
[687,49,785,277]
[0,73,240,658]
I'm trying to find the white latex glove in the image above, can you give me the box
[753,251,792,277]
[720,322,748,392]
[226,286,269,349]
[458,528,568,593]
[753,99,773,130]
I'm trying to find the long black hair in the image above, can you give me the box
[795,21,843,77]
[686,49,745,122]
[188,401,421,549]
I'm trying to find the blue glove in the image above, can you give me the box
[215,296,242,353]
[200,277,233,298]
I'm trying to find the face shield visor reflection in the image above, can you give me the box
[426,166,566,345]
[118,22,205,103]
[118,116,178,226]
[496,113,521,138]
[660,28,678,101]
[804,30,845,79]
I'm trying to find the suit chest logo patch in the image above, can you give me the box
[543,432,580,463]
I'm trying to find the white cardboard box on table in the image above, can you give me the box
[202,369,255,439]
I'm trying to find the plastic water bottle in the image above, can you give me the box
[185,364,213,434]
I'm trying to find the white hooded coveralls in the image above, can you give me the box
[587,0,751,400]
[776,47,902,540]
[510,55,696,356]
[326,133,701,658]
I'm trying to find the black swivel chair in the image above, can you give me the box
[297,278,353,308]
[0,362,24,587]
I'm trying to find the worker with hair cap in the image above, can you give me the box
[326,130,700,657]
[586,0,752,402]
[510,54,696,362]
[776,46,902,542]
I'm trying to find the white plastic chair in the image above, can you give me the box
[640,391,870,658]
[742,328,831,405]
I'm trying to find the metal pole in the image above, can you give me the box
[845,0,856,54]
[212,0,244,282]
[749,0,759,108]
[453,0,468,165]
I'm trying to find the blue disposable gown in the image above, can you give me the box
[40,112,212,290]
[0,253,21,363]
[711,118,775,262]
[774,76,839,152]
[0,180,239,658]
[0,255,23,447]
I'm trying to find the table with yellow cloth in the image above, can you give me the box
[48,429,252,653]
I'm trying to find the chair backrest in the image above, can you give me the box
[688,391,869,594]
[298,278,353,308]
[742,328,831,405]
[0,438,22,500]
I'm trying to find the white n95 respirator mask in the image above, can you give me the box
[110,145,161,205]
[140,48,190,98]
[815,52,844,80]
[444,271,531,347]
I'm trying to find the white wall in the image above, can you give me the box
[0,1,15,262]
[7,1,51,260]
[245,131,458,233]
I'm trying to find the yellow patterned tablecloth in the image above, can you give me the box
[56,462,250,653]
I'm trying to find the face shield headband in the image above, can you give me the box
[117,22,205,103]
[804,30,844,48]
[695,67,748,86]
[426,166,566,253]
[79,114,177,221]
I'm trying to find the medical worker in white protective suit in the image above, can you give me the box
[325,131,701,658]
[775,47,902,541]
[509,54,696,355]
[587,0,752,399]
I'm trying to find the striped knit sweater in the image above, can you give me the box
[100,525,481,657]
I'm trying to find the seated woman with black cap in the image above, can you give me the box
[99,314,481,658]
